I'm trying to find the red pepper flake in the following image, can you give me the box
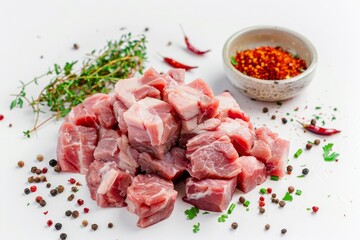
[83,207,89,213]
[312,206,319,213]
[30,185,37,192]
[77,199,84,206]
[259,196,265,201]
[259,201,265,207]
[43,211,49,215]
[0,114,4,121]
[42,167,48,174]
[267,188,272,193]
[47,220,53,227]
[35,196,43,203]
[68,178,76,184]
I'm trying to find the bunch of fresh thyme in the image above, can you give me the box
[10,33,147,137]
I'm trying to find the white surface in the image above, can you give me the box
[1,0,360,239]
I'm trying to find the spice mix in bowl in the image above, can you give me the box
[223,26,317,101]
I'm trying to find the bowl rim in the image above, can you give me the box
[223,25,318,84]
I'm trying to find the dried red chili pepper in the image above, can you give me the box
[162,56,198,71]
[181,26,210,55]
[297,121,341,136]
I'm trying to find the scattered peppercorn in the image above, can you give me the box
[272,198,279,204]
[65,210,72,217]
[231,222,238,229]
[28,176,34,183]
[35,196,43,203]
[281,117,287,124]
[259,196,265,201]
[267,188,272,193]
[271,115,276,120]
[34,177,41,183]
[49,159,57,167]
[68,178,76,184]
[0,114,4,121]
[50,189,58,196]
[31,166,37,173]
[77,199,84,206]
[91,224,98,231]
[167,41,172,46]
[311,119,317,126]
[24,188,30,195]
[71,186,78,192]
[17,161,24,168]
[47,220,53,227]
[265,224,270,230]
[302,168,309,175]
[286,165,293,174]
[30,185,37,192]
[279,201,286,208]
[144,27,149,32]
[36,154,44,162]
[42,167,48,174]
[306,142,313,150]
[312,206,319,213]
[82,220,89,227]
[288,186,295,193]
[108,222,113,228]
[73,43,79,50]
[259,208,265,214]
[39,199,47,207]
[239,196,246,204]
[259,201,265,207]
[54,165,61,172]
[314,139,321,145]
[57,185,64,193]
[84,207,89,213]
[262,107,269,113]
[39,175,47,182]
[281,228,287,234]
[55,223,62,230]
[72,210,79,219]
[46,183,51,188]
[271,193,277,199]
[67,194,75,201]
[60,233,67,240]
[35,169,42,175]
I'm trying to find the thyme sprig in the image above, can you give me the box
[11,33,147,137]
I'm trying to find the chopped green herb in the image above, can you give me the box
[321,120,325,126]
[185,207,199,220]
[282,192,293,201]
[231,56,238,65]
[243,200,250,207]
[327,194,331,198]
[322,143,340,161]
[202,211,210,215]
[260,188,267,194]
[300,164,306,167]
[297,175,305,178]
[294,107,299,111]
[295,190,302,195]
[246,208,249,211]
[193,223,200,233]
[290,118,294,122]
[286,112,290,116]
[308,141,314,144]
[331,116,336,121]
[218,214,228,222]
[227,203,236,214]
[270,175,279,181]
[333,108,337,111]
[315,106,321,110]
[315,115,321,120]
[294,149,303,158]
[306,208,311,211]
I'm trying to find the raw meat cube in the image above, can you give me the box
[112,99,128,134]
[86,161,132,207]
[57,122,97,174]
[186,131,241,179]
[125,174,177,228]
[138,147,188,180]
[236,156,267,193]
[164,78,219,131]
[183,177,237,212]
[123,97,180,159]
[93,128,121,163]
[216,91,250,122]
[166,68,185,84]
[118,134,139,174]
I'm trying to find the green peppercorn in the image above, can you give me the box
[50,189,58,196]
[231,222,238,229]
[55,223,62,230]
[91,224,98,231]
[60,233,67,240]
[314,139,321,145]
[108,222,113,228]
[65,210,72,217]
[302,168,309,175]
[24,188,30,195]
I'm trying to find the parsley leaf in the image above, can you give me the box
[185,207,199,220]
[217,214,228,222]
[193,223,200,233]
[282,192,293,201]
[322,143,340,161]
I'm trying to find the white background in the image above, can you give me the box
[1,0,360,239]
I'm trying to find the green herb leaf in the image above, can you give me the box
[193,223,200,233]
[202,211,210,215]
[322,143,339,161]
[243,200,250,207]
[260,188,267,194]
[295,189,302,195]
[227,203,236,214]
[297,175,305,178]
[185,207,199,220]
[294,148,303,158]
[10,99,17,110]
[217,214,228,222]
[315,106,321,110]
[23,130,30,138]
[282,192,293,201]
[230,56,238,65]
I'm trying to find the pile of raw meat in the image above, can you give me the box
[57,67,289,227]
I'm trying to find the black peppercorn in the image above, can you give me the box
[60,233,67,240]
[55,223,62,230]
[91,224,98,231]
[302,168,309,175]
[49,159,57,167]
[65,210,72,217]
[262,107,269,113]
[24,188,30,195]
[281,228,287,234]
[108,222,113,228]
[39,199,47,207]
[50,189,58,196]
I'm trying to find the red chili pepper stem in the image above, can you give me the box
[297,120,341,136]
[180,25,210,55]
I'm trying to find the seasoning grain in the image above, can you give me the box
[17,161,24,168]
[91,224,98,231]
[82,220,88,227]
[108,222,113,228]
[265,224,270,230]
[231,222,238,229]
[36,154,44,162]
[72,210,79,219]
[281,228,287,234]
[60,233,67,240]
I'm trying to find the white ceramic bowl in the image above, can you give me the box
[223,26,318,101]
